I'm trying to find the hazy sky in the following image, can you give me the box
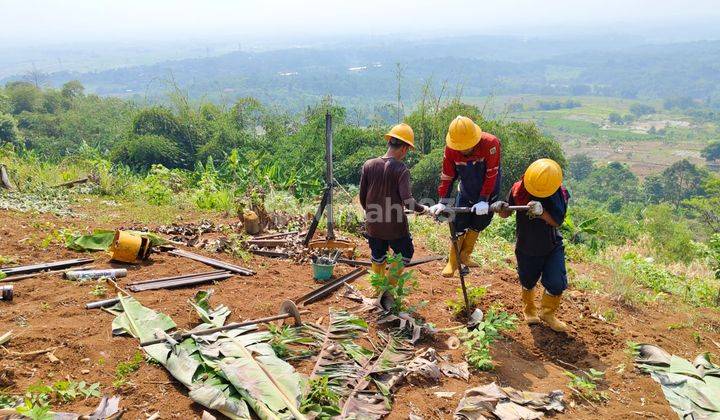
[1,0,719,46]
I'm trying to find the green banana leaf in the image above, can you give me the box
[66,229,115,251]
[109,293,306,420]
[66,229,168,252]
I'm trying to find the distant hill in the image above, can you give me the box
[5,36,720,109]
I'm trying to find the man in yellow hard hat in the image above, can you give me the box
[360,123,428,282]
[495,158,570,332]
[428,116,502,277]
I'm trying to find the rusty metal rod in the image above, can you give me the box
[168,249,254,275]
[336,255,443,268]
[246,239,291,248]
[294,268,366,306]
[249,249,291,259]
[127,270,226,286]
[1,263,96,283]
[128,272,233,292]
[252,231,299,240]
[1,258,94,276]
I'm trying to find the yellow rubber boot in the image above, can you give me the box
[370,261,386,277]
[386,260,403,286]
[539,292,569,332]
[521,287,541,325]
[460,229,480,268]
[442,235,464,278]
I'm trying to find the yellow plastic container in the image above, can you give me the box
[110,231,146,263]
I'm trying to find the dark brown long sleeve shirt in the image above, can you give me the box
[359,156,423,240]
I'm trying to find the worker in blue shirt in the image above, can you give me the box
[495,159,570,332]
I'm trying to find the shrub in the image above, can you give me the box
[0,113,20,144]
[112,135,183,171]
[568,154,594,181]
[643,204,699,263]
[410,147,443,201]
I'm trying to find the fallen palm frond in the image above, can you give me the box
[339,333,415,419]
[109,292,308,419]
[454,382,564,419]
[343,284,435,344]
[305,310,372,397]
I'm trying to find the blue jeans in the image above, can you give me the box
[368,236,414,264]
[515,246,568,296]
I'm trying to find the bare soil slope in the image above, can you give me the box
[1,208,718,419]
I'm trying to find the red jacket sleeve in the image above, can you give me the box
[437,147,457,202]
[479,135,501,198]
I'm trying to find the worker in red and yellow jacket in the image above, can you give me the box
[428,116,501,277]
[496,159,570,332]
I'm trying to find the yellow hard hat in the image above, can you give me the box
[384,123,415,148]
[446,116,482,151]
[524,158,563,198]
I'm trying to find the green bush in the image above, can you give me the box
[0,113,20,144]
[137,164,185,205]
[112,135,183,170]
[643,204,699,263]
[5,82,42,114]
[410,147,443,200]
[487,120,566,196]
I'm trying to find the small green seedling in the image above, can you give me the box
[89,283,107,297]
[446,285,487,316]
[370,254,420,314]
[625,340,641,359]
[564,368,608,403]
[300,376,341,417]
[113,351,143,388]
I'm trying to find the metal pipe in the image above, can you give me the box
[85,297,121,310]
[0,285,13,301]
[127,272,233,292]
[65,269,127,281]
[336,255,443,268]
[249,249,292,259]
[325,111,335,240]
[168,249,254,275]
[294,268,366,306]
[443,205,530,214]
[0,258,94,276]
[448,221,471,317]
[127,270,226,286]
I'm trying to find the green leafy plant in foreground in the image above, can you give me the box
[446,285,487,316]
[0,393,19,408]
[300,376,341,419]
[458,305,517,370]
[16,403,52,420]
[564,368,608,403]
[370,254,421,314]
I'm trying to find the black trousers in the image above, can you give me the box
[368,236,414,264]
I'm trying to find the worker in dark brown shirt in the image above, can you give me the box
[359,123,428,282]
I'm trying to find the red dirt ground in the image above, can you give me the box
[1,207,718,419]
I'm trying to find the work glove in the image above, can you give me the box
[429,203,447,216]
[527,201,544,218]
[471,201,489,216]
[489,201,509,213]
